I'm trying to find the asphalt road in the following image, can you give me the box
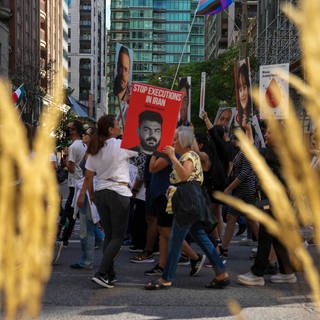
[40,181,319,320]
[42,238,319,320]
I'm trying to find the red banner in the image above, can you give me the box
[121,82,183,155]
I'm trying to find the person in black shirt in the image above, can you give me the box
[238,125,297,286]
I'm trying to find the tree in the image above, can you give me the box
[148,45,258,133]
[54,110,78,150]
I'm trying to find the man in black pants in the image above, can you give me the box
[57,120,86,247]
[237,126,297,286]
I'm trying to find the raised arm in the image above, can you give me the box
[162,146,193,181]
[201,111,213,130]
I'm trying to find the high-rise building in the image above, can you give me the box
[205,1,257,60]
[256,0,300,67]
[68,0,106,119]
[44,0,69,95]
[108,0,205,113]
[2,0,67,123]
[0,1,11,78]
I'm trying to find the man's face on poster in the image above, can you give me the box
[217,109,232,127]
[180,87,189,123]
[118,52,130,92]
[138,120,162,154]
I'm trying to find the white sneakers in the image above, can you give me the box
[238,271,297,286]
[237,271,265,286]
[270,273,297,283]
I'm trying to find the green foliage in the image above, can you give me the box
[147,45,262,133]
[55,110,77,149]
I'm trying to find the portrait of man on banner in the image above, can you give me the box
[177,77,191,127]
[234,58,253,128]
[121,83,183,155]
[114,43,133,102]
[213,107,236,130]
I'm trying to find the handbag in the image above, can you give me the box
[255,190,271,211]
[56,166,68,183]
[172,181,217,233]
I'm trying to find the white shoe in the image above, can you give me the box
[239,238,253,246]
[52,241,63,265]
[270,273,297,283]
[237,271,265,286]
[251,247,257,254]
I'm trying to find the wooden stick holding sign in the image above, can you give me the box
[199,72,206,118]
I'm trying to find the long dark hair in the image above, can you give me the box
[87,114,116,155]
[237,62,252,128]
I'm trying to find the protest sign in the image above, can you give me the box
[121,82,183,155]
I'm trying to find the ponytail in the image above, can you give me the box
[87,114,116,155]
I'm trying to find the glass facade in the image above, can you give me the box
[108,0,205,112]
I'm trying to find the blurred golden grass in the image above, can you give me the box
[0,79,62,319]
[1,0,320,319]
[217,0,320,310]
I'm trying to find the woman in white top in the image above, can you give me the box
[85,114,137,288]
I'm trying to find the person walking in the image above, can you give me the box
[70,126,103,270]
[57,120,86,247]
[144,153,205,277]
[237,125,297,286]
[84,115,137,288]
[145,126,229,290]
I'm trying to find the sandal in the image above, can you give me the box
[144,279,172,290]
[205,277,230,289]
[218,245,229,258]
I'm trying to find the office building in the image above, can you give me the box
[68,0,106,119]
[205,1,258,59]
[108,0,205,113]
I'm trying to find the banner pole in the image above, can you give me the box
[171,2,200,90]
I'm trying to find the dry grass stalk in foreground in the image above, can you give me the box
[216,0,320,310]
[0,81,62,319]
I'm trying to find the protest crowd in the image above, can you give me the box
[50,104,319,292]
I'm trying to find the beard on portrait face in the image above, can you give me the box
[140,137,160,153]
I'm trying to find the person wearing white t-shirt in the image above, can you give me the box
[85,114,137,288]
[58,120,87,246]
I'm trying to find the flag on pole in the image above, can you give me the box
[12,84,26,107]
[197,0,233,16]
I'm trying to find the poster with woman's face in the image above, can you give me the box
[234,58,253,128]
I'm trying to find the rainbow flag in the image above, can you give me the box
[12,84,26,107]
[197,0,233,15]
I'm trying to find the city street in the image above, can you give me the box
[40,183,320,320]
